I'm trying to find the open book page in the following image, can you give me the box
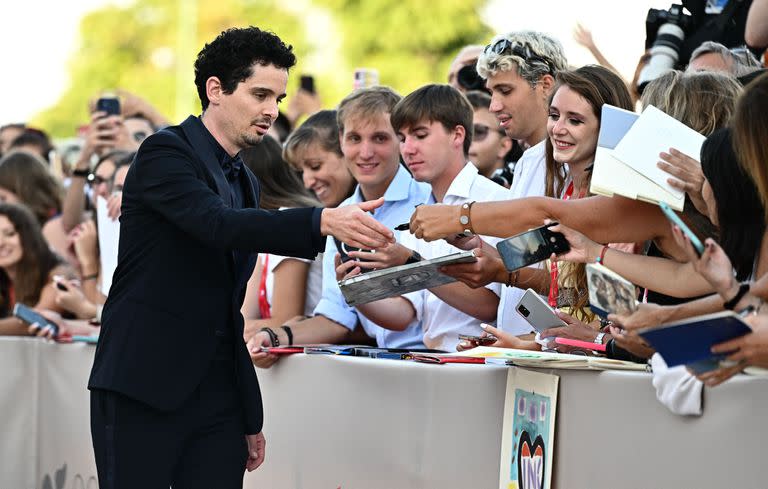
[612,104,705,201]
[590,105,685,210]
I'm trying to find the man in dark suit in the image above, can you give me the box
[88,26,393,489]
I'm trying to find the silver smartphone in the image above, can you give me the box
[516,288,567,333]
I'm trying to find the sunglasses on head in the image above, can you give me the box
[483,39,553,74]
[473,124,504,142]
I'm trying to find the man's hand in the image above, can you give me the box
[320,199,394,250]
[347,242,412,270]
[245,432,266,471]
[335,253,362,281]
[439,247,504,289]
[409,204,463,242]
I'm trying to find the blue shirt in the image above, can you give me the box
[313,165,431,349]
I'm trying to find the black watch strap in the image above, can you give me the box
[724,282,750,310]
[72,168,90,178]
[405,250,423,265]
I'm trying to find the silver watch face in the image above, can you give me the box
[459,215,469,225]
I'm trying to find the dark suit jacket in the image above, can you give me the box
[88,116,323,434]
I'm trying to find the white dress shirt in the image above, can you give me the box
[498,140,548,335]
[400,162,509,351]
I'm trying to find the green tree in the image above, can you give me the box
[34,0,311,137]
[312,0,492,101]
[33,0,492,138]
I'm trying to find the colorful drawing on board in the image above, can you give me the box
[498,368,558,489]
[509,390,551,489]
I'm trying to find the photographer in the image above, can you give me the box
[637,0,754,92]
[447,45,485,93]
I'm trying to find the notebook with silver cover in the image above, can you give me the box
[338,250,477,306]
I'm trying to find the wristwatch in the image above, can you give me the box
[594,332,606,345]
[405,250,423,265]
[72,168,91,178]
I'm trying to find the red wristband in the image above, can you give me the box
[596,245,609,265]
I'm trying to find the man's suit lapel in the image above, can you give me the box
[179,116,232,206]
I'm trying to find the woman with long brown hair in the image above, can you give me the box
[0,203,72,335]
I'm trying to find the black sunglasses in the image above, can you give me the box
[483,39,553,74]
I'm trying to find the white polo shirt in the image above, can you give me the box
[499,139,548,335]
[399,162,509,351]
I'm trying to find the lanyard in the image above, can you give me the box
[549,180,584,307]
[257,255,271,320]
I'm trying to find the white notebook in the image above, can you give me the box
[590,104,686,211]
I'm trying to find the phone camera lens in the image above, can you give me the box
[550,236,556,243]
[518,305,530,317]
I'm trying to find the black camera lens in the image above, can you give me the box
[518,305,530,317]
[457,64,486,92]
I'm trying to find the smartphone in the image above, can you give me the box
[516,289,567,334]
[300,75,315,94]
[496,222,570,271]
[334,237,374,263]
[457,333,498,346]
[13,303,60,338]
[659,202,705,257]
[96,95,121,116]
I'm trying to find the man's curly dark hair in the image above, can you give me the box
[194,26,297,111]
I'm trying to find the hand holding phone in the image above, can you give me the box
[14,304,60,339]
[516,289,567,333]
[96,94,121,117]
[334,237,374,263]
[300,75,315,94]
[496,222,570,271]
[659,202,705,257]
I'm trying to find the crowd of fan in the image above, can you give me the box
[3,7,768,392]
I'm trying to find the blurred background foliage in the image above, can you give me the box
[33,0,492,137]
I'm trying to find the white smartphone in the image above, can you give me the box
[516,289,567,333]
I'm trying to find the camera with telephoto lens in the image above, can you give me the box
[457,64,487,92]
[637,0,753,93]
[636,4,696,93]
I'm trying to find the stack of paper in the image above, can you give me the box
[460,346,648,371]
[590,104,706,212]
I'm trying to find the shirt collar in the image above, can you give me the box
[442,162,479,201]
[195,116,242,179]
[353,164,413,203]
